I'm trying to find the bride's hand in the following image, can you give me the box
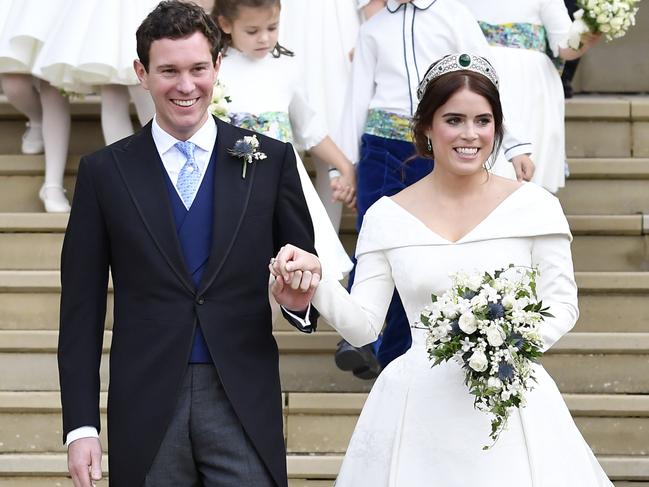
[269,244,322,311]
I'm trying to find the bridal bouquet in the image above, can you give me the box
[567,0,640,48]
[209,79,232,122]
[418,266,551,447]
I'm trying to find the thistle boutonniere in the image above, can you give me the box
[229,135,267,178]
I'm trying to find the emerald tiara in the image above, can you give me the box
[416,53,499,101]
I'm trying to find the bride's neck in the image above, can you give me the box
[427,167,489,200]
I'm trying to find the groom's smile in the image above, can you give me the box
[135,31,221,141]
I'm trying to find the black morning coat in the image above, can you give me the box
[58,117,318,487]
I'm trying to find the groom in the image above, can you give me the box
[58,2,318,486]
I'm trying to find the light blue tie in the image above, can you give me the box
[175,141,201,209]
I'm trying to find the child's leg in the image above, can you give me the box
[312,156,343,231]
[38,80,71,212]
[1,74,44,154]
[128,84,155,126]
[101,84,134,145]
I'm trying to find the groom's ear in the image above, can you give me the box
[133,59,149,90]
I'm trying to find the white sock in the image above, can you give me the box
[1,74,42,124]
[101,84,134,145]
[39,81,70,188]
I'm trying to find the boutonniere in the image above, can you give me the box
[228,135,267,178]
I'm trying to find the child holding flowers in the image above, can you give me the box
[460,0,602,193]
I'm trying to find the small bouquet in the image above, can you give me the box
[208,79,232,122]
[567,0,640,48]
[418,266,551,448]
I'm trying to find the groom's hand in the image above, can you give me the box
[68,437,102,487]
[270,244,321,311]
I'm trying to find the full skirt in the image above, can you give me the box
[335,329,613,487]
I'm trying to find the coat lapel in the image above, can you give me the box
[198,118,257,294]
[111,123,195,294]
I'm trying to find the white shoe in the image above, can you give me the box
[39,184,71,213]
[21,122,44,155]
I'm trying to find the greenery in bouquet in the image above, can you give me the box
[573,0,640,44]
[418,265,552,448]
[209,79,232,122]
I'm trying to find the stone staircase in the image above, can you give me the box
[0,95,648,485]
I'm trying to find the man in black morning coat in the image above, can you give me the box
[58,2,319,486]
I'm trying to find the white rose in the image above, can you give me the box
[487,377,503,390]
[610,16,624,28]
[470,294,488,309]
[468,350,488,372]
[486,326,505,347]
[458,312,478,334]
[442,302,459,319]
[502,293,516,309]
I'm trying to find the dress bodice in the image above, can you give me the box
[314,183,577,352]
[218,48,327,150]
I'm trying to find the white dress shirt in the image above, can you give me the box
[152,114,217,208]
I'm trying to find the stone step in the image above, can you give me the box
[0,329,647,394]
[2,271,649,333]
[557,159,649,215]
[2,213,649,271]
[564,96,649,158]
[1,392,646,456]
[0,453,645,483]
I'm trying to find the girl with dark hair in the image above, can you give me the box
[212,0,355,281]
[271,54,613,486]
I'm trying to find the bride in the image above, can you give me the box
[271,53,613,486]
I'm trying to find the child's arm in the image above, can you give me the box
[541,0,601,60]
[309,137,356,209]
[359,0,386,21]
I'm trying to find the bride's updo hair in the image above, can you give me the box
[411,61,504,164]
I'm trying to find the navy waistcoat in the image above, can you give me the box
[162,149,216,363]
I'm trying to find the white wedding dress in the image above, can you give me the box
[313,182,613,486]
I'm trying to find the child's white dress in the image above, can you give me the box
[460,0,571,193]
[30,0,158,92]
[219,48,353,280]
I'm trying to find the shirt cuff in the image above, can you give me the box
[281,303,313,331]
[504,143,533,161]
[66,426,99,447]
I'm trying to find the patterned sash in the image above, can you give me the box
[364,109,413,142]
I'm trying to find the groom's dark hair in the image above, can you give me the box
[136,1,221,71]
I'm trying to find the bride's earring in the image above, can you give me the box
[426,136,432,152]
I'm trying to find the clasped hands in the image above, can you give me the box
[269,244,322,312]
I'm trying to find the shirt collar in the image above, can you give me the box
[151,115,217,155]
[386,0,437,13]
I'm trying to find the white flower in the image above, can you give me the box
[486,325,505,347]
[487,377,503,390]
[502,293,516,309]
[458,312,478,334]
[470,294,488,309]
[468,350,488,372]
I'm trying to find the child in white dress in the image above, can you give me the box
[279,0,363,230]
[212,0,355,281]
[459,0,600,192]
[0,0,72,212]
[31,0,157,145]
